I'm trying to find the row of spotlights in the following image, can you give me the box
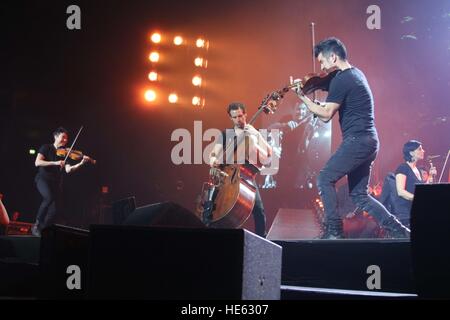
[144,90,204,106]
[150,33,208,48]
[147,72,202,86]
[149,52,207,69]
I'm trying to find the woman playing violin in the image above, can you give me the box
[32,127,90,236]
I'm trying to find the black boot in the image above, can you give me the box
[382,216,410,239]
[320,219,345,239]
[31,221,41,237]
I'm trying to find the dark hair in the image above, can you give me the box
[314,37,348,60]
[52,127,68,139]
[402,140,422,162]
[227,102,246,115]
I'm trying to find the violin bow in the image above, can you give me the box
[289,23,317,97]
[310,22,316,90]
[63,126,84,163]
[438,150,450,183]
[310,22,319,122]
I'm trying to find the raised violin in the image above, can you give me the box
[283,66,339,96]
[56,148,96,164]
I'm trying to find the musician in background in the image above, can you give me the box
[264,101,321,190]
[32,127,89,236]
[209,102,272,237]
[293,37,409,239]
[394,140,437,228]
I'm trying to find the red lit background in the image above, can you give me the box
[0,0,449,230]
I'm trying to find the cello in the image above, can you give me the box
[196,95,280,228]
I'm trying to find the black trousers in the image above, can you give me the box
[252,186,266,237]
[317,135,398,227]
[35,178,62,231]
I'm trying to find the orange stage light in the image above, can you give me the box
[173,36,183,46]
[151,32,161,43]
[144,90,156,102]
[149,52,160,62]
[168,93,178,103]
[196,38,205,48]
[148,71,158,81]
[192,96,201,106]
[192,76,202,87]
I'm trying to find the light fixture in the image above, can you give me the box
[173,36,183,46]
[151,32,161,43]
[148,71,158,81]
[149,51,160,62]
[194,57,203,67]
[192,76,202,87]
[168,93,178,103]
[192,96,201,106]
[144,90,156,102]
[196,38,205,48]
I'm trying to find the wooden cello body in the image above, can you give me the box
[202,161,261,228]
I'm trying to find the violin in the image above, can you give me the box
[261,67,339,107]
[56,148,97,164]
[287,66,340,95]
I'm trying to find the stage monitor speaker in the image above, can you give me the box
[38,224,89,299]
[111,196,136,225]
[410,183,450,299]
[123,201,205,228]
[0,235,41,297]
[87,225,282,299]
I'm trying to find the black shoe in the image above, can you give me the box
[382,217,410,239]
[320,231,345,239]
[320,219,345,239]
[31,225,41,237]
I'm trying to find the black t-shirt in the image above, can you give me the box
[36,144,64,181]
[394,163,423,215]
[219,129,242,164]
[219,128,258,166]
[326,67,377,139]
[220,129,236,149]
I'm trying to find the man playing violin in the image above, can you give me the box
[294,37,409,239]
[209,102,272,237]
[32,127,90,236]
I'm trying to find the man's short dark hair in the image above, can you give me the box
[53,127,68,138]
[227,102,246,115]
[314,37,348,60]
[402,140,422,162]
